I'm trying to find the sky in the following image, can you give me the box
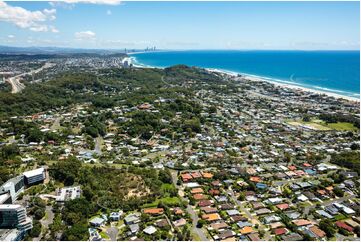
[0,1,360,50]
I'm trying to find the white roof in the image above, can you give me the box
[0,204,22,209]
[23,167,44,178]
[297,194,308,201]
[186,182,200,188]
[143,226,157,235]
[0,193,10,204]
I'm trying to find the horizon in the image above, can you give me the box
[0,1,360,50]
[1,45,361,52]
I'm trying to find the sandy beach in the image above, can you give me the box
[206,68,360,103]
[243,75,360,102]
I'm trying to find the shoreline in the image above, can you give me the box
[128,57,360,103]
[206,68,360,102]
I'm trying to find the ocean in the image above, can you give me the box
[130,50,360,98]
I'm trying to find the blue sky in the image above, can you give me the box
[0,1,359,50]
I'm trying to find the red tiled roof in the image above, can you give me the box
[274,228,287,235]
[193,194,207,200]
[335,221,353,232]
[276,203,289,210]
[293,219,312,227]
[317,190,326,195]
[143,208,164,215]
[209,189,220,196]
[198,200,213,207]
[250,176,261,182]
[191,188,204,194]
[309,226,326,238]
[202,172,213,179]
[288,165,297,171]
[191,171,202,178]
[202,213,221,221]
[180,173,192,181]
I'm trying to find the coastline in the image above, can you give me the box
[128,56,360,103]
[206,68,360,102]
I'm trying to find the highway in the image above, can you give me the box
[5,62,55,93]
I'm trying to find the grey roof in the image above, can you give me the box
[226,209,240,216]
[89,217,105,225]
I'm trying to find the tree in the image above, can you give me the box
[238,192,245,201]
[0,167,11,184]
[209,106,217,113]
[354,226,360,237]
[333,187,344,197]
[50,156,82,185]
[197,219,206,228]
[350,143,359,150]
[25,127,44,143]
[29,220,42,238]
[302,115,311,122]
[319,219,336,238]
[63,223,89,241]
[158,169,172,184]
[331,151,360,174]
[63,198,96,225]
[33,208,45,220]
[0,144,19,159]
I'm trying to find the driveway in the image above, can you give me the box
[106,226,119,241]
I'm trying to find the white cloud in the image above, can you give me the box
[0,1,57,32]
[106,10,112,15]
[7,35,15,39]
[75,30,96,40]
[50,26,59,33]
[61,0,121,5]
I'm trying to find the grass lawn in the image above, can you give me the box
[191,232,202,241]
[99,231,110,239]
[142,196,181,208]
[333,214,347,221]
[161,183,175,190]
[288,119,358,131]
[325,122,358,131]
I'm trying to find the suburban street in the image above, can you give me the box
[303,195,356,215]
[170,170,209,241]
[227,186,272,241]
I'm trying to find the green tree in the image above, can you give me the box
[319,219,336,238]
[63,223,89,241]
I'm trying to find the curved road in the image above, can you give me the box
[5,62,55,93]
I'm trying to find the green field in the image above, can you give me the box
[287,119,358,131]
[142,197,181,208]
[325,122,359,131]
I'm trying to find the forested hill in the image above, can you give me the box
[0,65,229,118]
